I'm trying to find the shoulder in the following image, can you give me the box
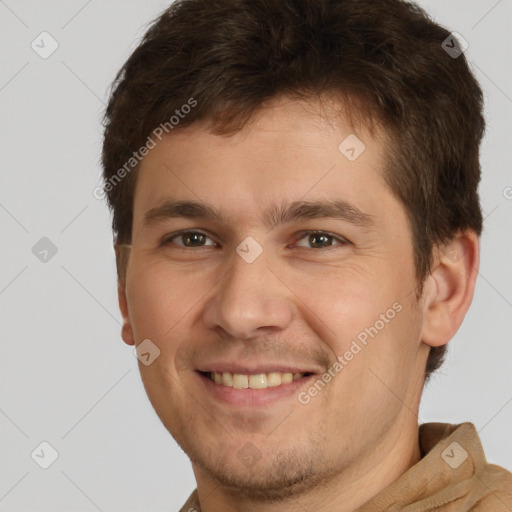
[471,462,512,511]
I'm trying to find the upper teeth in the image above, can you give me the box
[209,371,304,389]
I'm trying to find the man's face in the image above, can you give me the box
[121,97,430,497]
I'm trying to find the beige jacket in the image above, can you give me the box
[179,422,512,511]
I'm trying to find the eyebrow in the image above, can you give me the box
[143,199,375,230]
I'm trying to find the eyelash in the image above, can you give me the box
[160,229,350,250]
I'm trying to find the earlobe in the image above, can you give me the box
[118,282,136,346]
[421,231,479,348]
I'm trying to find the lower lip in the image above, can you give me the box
[197,371,316,407]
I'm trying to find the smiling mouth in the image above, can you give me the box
[199,370,314,389]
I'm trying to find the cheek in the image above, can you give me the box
[126,258,199,342]
[295,268,388,353]
[334,297,421,407]
[323,302,421,434]
[306,265,419,375]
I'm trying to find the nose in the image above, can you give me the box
[201,249,294,340]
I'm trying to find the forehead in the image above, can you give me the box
[132,96,398,229]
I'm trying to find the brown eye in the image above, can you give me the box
[163,231,216,247]
[295,231,349,249]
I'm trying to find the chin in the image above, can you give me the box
[188,441,331,502]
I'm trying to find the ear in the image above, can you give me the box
[420,231,479,348]
[115,244,135,346]
[118,281,135,346]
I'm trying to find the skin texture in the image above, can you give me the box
[117,97,479,512]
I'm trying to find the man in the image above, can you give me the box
[100,0,512,510]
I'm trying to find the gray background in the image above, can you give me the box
[0,1,511,511]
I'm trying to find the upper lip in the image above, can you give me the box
[197,363,319,375]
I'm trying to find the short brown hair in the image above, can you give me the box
[101,0,484,380]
